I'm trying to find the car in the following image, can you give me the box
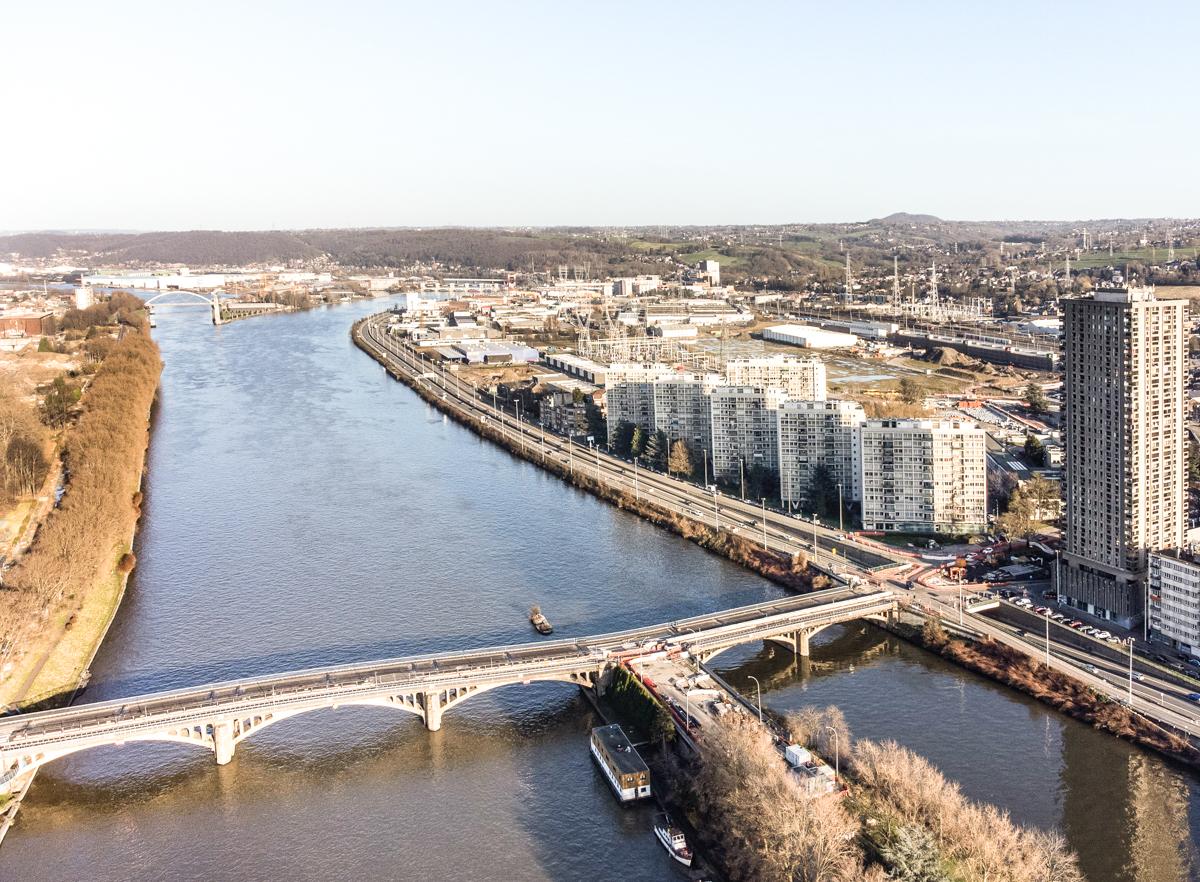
[1094,631,1112,640]
[1133,673,1146,683]
[1034,606,1049,615]
[1051,613,1067,622]
[1188,659,1200,669]
[1186,693,1200,704]
[1084,664,1098,674]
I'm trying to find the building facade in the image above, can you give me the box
[709,386,787,481]
[651,373,721,456]
[725,354,827,401]
[777,399,866,508]
[859,419,987,534]
[1060,287,1186,626]
[1148,550,1200,659]
[604,364,674,446]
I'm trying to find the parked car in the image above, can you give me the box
[1185,693,1200,704]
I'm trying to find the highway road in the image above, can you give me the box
[358,315,902,576]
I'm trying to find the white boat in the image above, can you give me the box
[653,813,693,867]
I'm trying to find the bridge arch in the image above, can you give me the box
[142,289,225,325]
[1,669,603,785]
[696,610,896,663]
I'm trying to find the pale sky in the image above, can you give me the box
[3,0,1197,231]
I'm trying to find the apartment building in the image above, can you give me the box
[725,354,827,401]
[604,364,675,447]
[1148,550,1200,659]
[777,399,866,508]
[651,373,722,454]
[1060,286,1186,626]
[859,419,987,534]
[710,386,788,480]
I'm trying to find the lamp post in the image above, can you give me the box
[812,514,818,554]
[825,725,840,783]
[702,447,708,488]
[747,675,763,723]
[740,457,746,501]
[713,486,720,530]
[1045,613,1051,667]
[633,456,640,501]
[761,497,768,547]
[837,482,844,534]
[1127,637,1134,706]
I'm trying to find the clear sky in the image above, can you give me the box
[3,0,1197,231]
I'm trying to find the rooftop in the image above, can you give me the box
[592,724,649,776]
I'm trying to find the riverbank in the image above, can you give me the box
[351,317,825,595]
[0,328,161,845]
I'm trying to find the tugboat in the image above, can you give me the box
[653,813,693,867]
[530,604,553,635]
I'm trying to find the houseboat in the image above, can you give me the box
[589,724,651,803]
[653,813,693,866]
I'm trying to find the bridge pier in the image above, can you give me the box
[796,630,811,657]
[422,691,443,731]
[211,295,223,325]
[213,720,235,765]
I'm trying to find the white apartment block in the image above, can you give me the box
[604,364,674,447]
[1060,286,1186,626]
[651,373,722,453]
[709,386,788,480]
[1149,550,1200,659]
[777,399,866,508]
[725,354,827,401]
[859,419,987,534]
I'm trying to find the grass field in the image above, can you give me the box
[1071,245,1200,270]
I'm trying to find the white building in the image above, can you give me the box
[709,386,788,480]
[701,260,720,287]
[726,354,826,401]
[651,373,722,455]
[1149,550,1200,659]
[604,364,676,446]
[859,419,987,534]
[763,324,858,349]
[777,399,866,508]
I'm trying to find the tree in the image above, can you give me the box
[644,430,668,470]
[878,826,949,882]
[6,436,48,496]
[806,464,839,519]
[1024,382,1048,415]
[611,420,636,458]
[987,470,1018,513]
[668,439,692,477]
[995,491,1036,544]
[898,377,925,405]
[1023,433,1047,467]
[630,425,647,459]
[1022,474,1060,521]
[41,375,81,428]
[37,337,52,353]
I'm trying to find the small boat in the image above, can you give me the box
[653,813,693,867]
[530,604,553,635]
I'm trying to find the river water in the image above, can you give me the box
[2,299,1198,880]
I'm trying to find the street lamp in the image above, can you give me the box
[633,455,640,501]
[761,497,768,547]
[824,725,840,783]
[740,456,746,501]
[1127,637,1135,706]
[747,674,763,722]
[836,482,844,534]
[713,486,721,530]
[702,447,709,488]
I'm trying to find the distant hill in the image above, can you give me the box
[874,212,943,225]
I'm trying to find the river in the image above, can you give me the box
[2,298,1197,880]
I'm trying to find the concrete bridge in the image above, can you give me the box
[0,588,897,790]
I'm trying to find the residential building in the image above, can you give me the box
[651,373,721,456]
[1059,286,1186,626]
[701,259,720,286]
[1148,549,1200,659]
[604,364,674,446]
[777,399,866,508]
[859,419,987,534]
[709,386,788,481]
[726,354,827,401]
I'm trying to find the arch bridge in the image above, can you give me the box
[142,289,225,325]
[0,588,896,790]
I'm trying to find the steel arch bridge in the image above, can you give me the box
[142,289,224,325]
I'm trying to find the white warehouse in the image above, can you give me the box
[762,324,858,349]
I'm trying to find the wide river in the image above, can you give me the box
[3,299,1198,881]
